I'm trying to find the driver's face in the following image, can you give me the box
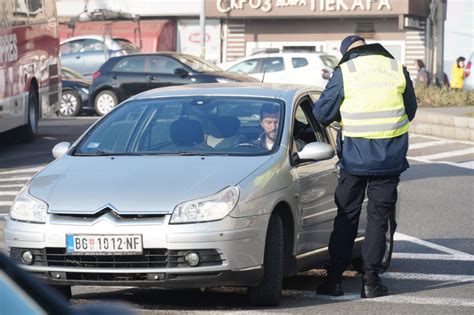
[261,114,279,141]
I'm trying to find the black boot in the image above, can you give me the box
[361,273,388,298]
[317,274,344,296]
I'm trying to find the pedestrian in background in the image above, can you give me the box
[451,56,466,89]
[312,35,417,298]
[414,59,430,87]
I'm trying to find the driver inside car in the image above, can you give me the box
[255,103,280,151]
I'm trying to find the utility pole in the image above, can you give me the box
[200,0,206,59]
[428,0,447,85]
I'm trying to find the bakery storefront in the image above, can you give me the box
[207,0,430,77]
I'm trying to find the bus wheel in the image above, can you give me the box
[94,90,118,116]
[18,89,39,142]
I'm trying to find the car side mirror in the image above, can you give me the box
[297,142,335,162]
[52,142,71,159]
[174,68,188,78]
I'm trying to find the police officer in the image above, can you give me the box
[313,35,417,298]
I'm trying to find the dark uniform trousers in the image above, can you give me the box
[328,169,400,276]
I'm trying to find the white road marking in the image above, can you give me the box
[292,292,474,307]
[0,184,24,189]
[407,156,474,170]
[0,166,44,175]
[458,160,474,169]
[410,134,474,145]
[409,140,449,150]
[415,148,474,161]
[0,201,12,206]
[0,213,8,220]
[395,233,473,256]
[0,177,30,183]
[383,272,474,283]
[0,192,17,196]
[392,253,474,261]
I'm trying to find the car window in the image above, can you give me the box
[113,56,146,73]
[60,40,86,54]
[75,97,285,156]
[80,39,106,52]
[148,56,182,74]
[320,55,338,68]
[263,57,285,73]
[292,97,329,152]
[228,59,261,74]
[292,57,309,69]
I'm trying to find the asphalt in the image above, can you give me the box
[410,106,474,141]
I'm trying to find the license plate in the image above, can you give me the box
[66,234,143,255]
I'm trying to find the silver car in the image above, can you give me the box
[5,83,395,306]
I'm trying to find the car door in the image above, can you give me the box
[291,95,338,254]
[60,39,86,75]
[146,55,192,89]
[78,38,109,78]
[110,56,147,100]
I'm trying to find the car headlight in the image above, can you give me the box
[9,186,48,224]
[215,77,236,83]
[170,187,239,224]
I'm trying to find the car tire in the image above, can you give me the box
[94,90,118,116]
[248,214,284,307]
[17,88,39,142]
[352,212,396,274]
[51,285,72,300]
[59,90,81,117]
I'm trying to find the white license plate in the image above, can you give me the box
[66,234,143,255]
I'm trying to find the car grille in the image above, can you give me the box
[9,247,224,269]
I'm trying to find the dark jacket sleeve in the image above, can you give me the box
[312,67,344,127]
[402,67,417,121]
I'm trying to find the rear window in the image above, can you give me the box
[320,55,338,68]
[113,56,145,72]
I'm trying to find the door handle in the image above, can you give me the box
[147,75,157,80]
[294,193,300,199]
[75,55,81,59]
[111,74,119,79]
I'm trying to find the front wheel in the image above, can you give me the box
[94,90,118,116]
[248,214,284,306]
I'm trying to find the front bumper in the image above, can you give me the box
[5,213,269,288]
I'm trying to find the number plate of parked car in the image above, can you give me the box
[66,234,143,255]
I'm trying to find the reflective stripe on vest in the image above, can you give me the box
[340,55,408,139]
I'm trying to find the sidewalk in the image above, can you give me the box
[410,106,474,141]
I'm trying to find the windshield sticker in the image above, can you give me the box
[87,142,100,149]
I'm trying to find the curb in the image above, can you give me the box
[410,109,474,141]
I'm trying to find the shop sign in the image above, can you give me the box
[216,0,393,14]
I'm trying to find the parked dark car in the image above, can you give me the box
[60,35,140,79]
[89,52,258,115]
[59,67,92,117]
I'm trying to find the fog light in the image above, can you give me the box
[21,251,33,265]
[184,252,200,267]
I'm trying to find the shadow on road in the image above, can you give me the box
[402,162,474,182]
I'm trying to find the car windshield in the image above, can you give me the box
[114,38,139,51]
[74,96,284,156]
[174,55,222,72]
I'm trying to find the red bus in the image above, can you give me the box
[0,0,60,141]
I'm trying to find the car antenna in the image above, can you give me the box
[261,43,273,83]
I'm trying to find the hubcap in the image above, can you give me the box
[96,93,116,115]
[60,93,78,116]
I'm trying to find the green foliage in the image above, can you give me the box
[415,86,474,107]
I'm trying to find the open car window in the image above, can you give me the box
[74,96,285,156]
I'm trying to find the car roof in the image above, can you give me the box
[249,51,333,57]
[130,82,320,102]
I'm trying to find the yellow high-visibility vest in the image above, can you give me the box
[340,55,409,139]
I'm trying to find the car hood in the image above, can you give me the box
[29,155,272,215]
[62,78,91,88]
[204,71,259,82]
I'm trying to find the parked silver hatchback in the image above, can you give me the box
[5,83,389,306]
